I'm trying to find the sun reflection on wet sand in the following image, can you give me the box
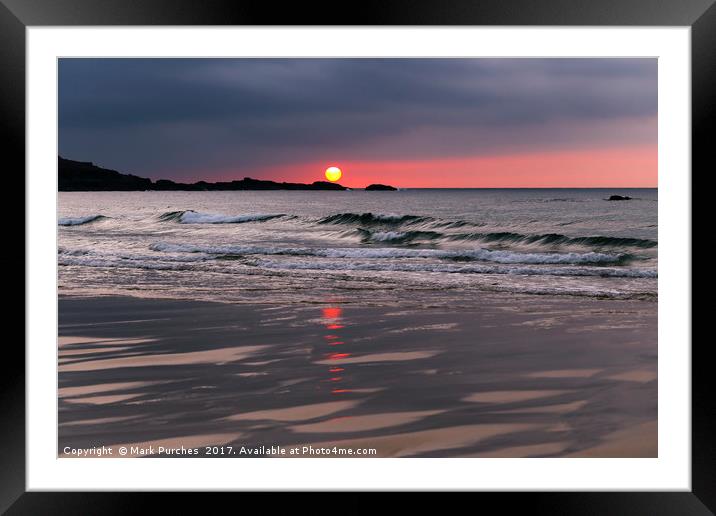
[58,296,658,458]
[322,307,342,321]
[319,306,355,395]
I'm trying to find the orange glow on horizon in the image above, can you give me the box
[188,145,657,188]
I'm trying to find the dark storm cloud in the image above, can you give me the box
[58,58,657,180]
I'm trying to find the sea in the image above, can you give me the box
[58,188,657,307]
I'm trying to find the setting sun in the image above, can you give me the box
[325,166,342,182]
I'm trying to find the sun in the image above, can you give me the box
[325,166,342,182]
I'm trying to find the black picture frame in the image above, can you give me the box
[2,0,710,512]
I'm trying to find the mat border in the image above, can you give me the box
[4,0,709,511]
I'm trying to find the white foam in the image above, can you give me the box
[365,231,410,242]
[59,247,212,264]
[254,258,657,278]
[58,256,192,271]
[369,213,415,222]
[149,242,314,256]
[149,241,627,265]
[60,242,657,287]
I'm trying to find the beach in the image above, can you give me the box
[58,188,658,458]
[59,294,656,458]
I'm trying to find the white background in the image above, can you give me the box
[27,27,691,490]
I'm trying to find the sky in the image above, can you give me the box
[58,58,657,188]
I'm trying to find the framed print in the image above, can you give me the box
[3,0,711,511]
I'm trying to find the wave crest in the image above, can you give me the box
[318,212,432,226]
[358,229,442,244]
[58,215,107,226]
[448,231,657,249]
[160,210,285,224]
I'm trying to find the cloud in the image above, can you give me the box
[58,58,657,181]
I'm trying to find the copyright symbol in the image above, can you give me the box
[119,447,127,456]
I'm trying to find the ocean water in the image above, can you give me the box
[58,188,657,306]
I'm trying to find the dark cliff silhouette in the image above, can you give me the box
[59,157,153,191]
[58,157,348,191]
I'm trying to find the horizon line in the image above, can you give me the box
[341,186,657,189]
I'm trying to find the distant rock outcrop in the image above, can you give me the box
[365,183,397,191]
[58,157,348,191]
[607,195,632,201]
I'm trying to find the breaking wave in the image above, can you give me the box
[60,242,655,278]
[357,229,443,244]
[318,212,433,226]
[447,232,657,249]
[316,213,656,250]
[150,241,633,265]
[151,210,656,251]
[159,210,285,224]
[58,215,107,226]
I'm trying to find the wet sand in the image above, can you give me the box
[58,295,657,458]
